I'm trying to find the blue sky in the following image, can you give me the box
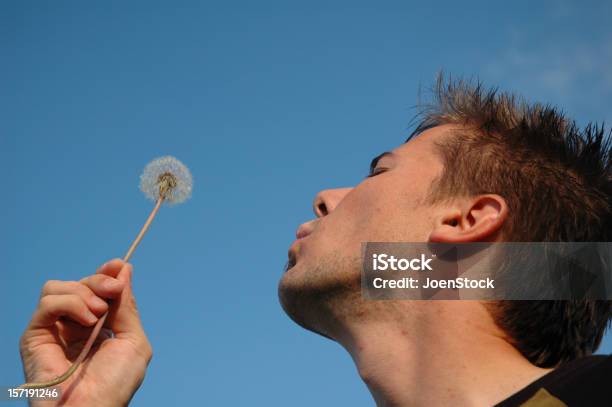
[1,1,611,405]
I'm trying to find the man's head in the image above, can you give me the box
[278,76,612,367]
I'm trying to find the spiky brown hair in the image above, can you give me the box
[410,75,612,367]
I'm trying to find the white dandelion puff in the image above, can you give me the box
[140,156,193,205]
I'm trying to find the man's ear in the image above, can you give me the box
[428,194,508,243]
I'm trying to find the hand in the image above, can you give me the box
[19,259,153,407]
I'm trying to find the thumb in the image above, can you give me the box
[106,263,147,341]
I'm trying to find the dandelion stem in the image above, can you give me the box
[19,195,165,389]
[124,196,164,262]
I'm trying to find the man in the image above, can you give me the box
[20,78,611,406]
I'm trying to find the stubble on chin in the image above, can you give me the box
[278,254,365,339]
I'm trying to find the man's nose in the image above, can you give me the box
[313,188,353,217]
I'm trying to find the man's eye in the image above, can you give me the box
[367,168,388,178]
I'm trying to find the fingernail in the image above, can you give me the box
[86,311,98,324]
[91,296,107,309]
[103,279,123,290]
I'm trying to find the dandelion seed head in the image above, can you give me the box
[140,156,193,205]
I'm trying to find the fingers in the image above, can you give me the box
[30,294,99,329]
[41,280,106,317]
[30,259,127,330]
[79,274,125,303]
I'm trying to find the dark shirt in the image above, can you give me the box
[496,355,612,407]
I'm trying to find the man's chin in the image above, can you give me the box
[278,260,334,337]
[277,280,334,341]
[277,256,361,340]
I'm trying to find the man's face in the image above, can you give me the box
[278,125,452,336]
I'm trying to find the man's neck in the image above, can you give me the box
[335,302,552,407]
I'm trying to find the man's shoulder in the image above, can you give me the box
[496,355,612,407]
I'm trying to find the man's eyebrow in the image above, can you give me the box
[369,152,393,172]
